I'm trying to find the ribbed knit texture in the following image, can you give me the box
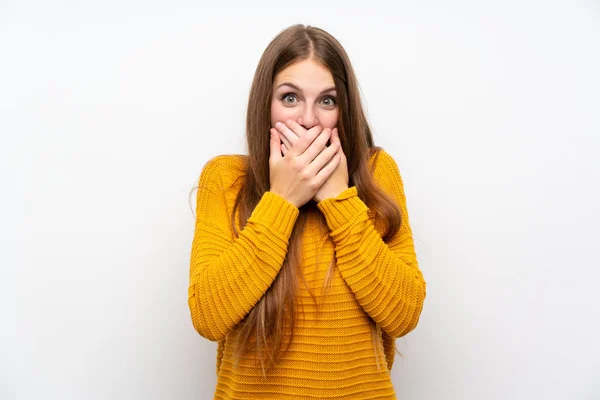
[188,149,426,399]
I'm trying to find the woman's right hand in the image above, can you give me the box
[269,122,341,208]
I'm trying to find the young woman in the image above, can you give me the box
[188,23,427,399]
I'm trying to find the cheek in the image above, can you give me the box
[271,102,289,128]
[318,111,339,130]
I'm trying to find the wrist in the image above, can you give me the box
[316,186,349,203]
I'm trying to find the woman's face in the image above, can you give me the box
[270,58,339,136]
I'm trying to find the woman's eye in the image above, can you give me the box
[280,93,337,106]
[322,96,337,106]
[281,93,297,104]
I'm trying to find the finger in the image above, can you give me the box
[304,132,339,176]
[269,128,282,162]
[285,123,322,157]
[283,119,307,145]
[275,121,300,149]
[315,152,341,184]
[326,127,337,150]
[333,127,341,146]
[297,127,331,165]
[279,131,293,151]
[281,143,289,156]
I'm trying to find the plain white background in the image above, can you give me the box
[1,1,599,399]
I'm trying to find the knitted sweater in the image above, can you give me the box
[188,149,426,399]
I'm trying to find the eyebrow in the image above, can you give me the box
[276,82,337,95]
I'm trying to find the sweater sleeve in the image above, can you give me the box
[188,156,300,341]
[316,150,426,338]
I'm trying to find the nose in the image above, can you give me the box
[298,108,318,130]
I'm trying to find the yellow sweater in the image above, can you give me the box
[188,149,426,399]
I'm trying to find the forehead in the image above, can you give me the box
[273,59,334,87]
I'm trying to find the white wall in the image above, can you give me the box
[2,1,599,399]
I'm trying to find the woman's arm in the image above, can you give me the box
[316,150,426,338]
[188,155,299,341]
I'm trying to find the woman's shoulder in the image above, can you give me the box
[367,147,407,196]
[368,147,399,174]
[199,153,248,189]
[203,153,247,170]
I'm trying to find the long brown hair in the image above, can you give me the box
[199,24,405,377]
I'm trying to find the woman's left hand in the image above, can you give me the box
[276,120,349,203]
